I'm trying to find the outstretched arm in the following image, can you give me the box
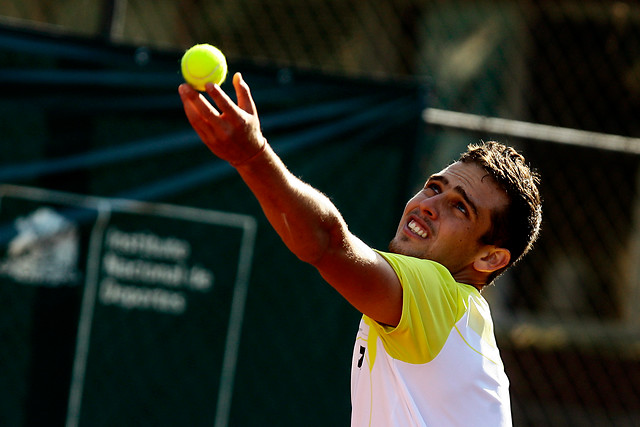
[179,73,402,326]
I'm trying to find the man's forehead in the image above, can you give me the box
[430,162,507,208]
[433,161,484,183]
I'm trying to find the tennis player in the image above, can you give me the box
[179,73,542,426]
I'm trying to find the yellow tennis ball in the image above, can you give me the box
[181,44,228,91]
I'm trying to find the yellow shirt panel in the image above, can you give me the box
[367,250,479,364]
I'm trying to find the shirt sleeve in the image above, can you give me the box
[366,250,468,364]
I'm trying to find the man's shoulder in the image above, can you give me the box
[374,249,479,303]
[374,250,453,281]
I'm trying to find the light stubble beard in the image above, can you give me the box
[387,235,424,259]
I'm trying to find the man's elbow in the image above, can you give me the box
[293,221,348,267]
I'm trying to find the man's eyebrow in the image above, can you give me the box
[429,175,448,184]
[428,175,478,217]
[454,185,478,218]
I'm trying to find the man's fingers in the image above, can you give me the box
[179,83,208,109]
[233,73,258,116]
[178,84,225,145]
[179,77,266,164]
[204,81,241,117]
[179,85,223,128]
[178,82,197,98]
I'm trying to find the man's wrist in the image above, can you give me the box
[230,138,268,167]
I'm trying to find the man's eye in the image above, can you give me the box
[427,183,440,193]
[456,202,468,215]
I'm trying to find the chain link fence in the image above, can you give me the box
[1,1,640,426]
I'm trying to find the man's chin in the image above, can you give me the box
[388,238,421,258]
[387,237,401,254]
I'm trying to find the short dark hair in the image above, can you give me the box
[458,141,542,283]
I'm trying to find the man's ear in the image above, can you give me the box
[473,247,511,273]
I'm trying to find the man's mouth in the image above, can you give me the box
[408,220,428,238]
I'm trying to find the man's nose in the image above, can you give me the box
[419,195,439,219]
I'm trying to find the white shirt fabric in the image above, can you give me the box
[350,251,512,426]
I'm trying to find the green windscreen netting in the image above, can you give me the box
[0,25,426,427]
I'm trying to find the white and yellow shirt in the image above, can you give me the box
[351,251,511,426]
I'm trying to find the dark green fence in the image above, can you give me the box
[0,26,426,427]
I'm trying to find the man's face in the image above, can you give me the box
[389,161,509,277]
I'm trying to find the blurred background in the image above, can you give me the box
[1,1,639,426]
